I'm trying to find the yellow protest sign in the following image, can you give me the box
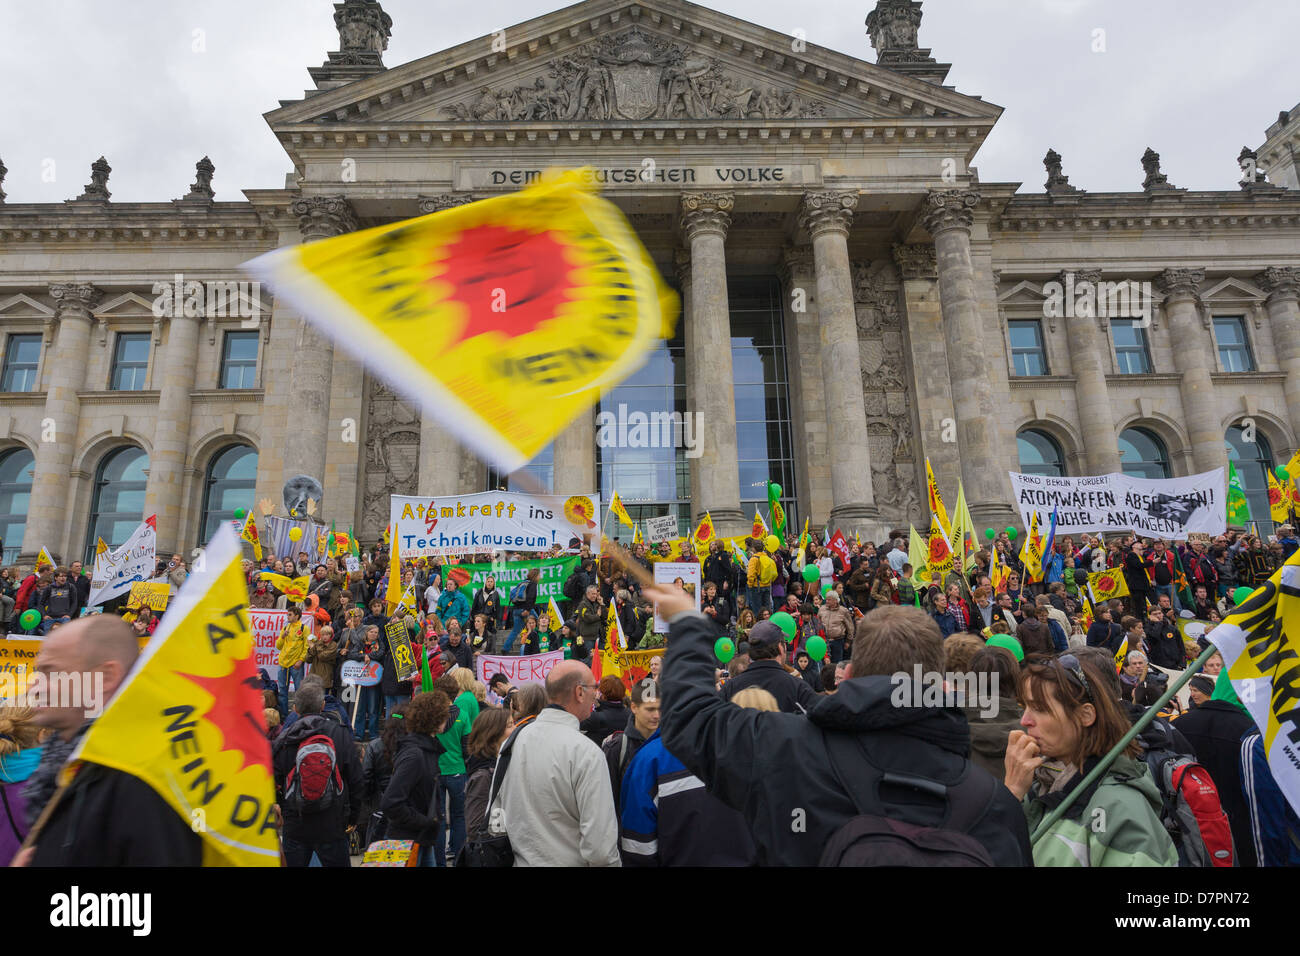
[0,639,42,701]
[65,526,279,866]
[244,169,678,473]
[127,581,170,612]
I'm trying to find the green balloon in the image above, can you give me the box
[984,528,996,541]
[1277,466,1291,481]
[1006,526,1018,540]
[769,482,782,499]
[770,611,798,640]
[19,609,41,631]
[234,507,247,520]
[1232,586,1255,606]
[714,637,736,664]
[801,564,820,583]
[805,635,828,661]
[821,583,835,597]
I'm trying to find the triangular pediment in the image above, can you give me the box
[267,0,1000,130]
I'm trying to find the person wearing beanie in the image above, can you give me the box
[718,620,817,714]
[984,633,1025,663]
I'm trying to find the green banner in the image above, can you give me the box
[457,555,580,604]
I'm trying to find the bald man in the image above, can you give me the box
[19,615,202,866]
[493,660,620,866]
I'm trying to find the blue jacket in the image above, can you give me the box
[932,609,960,638]
[619,729,757,867]
[435,588,471,627]
[1044,552,1064,584]
[1047,619,1069,653]
[1241,730,1300,866]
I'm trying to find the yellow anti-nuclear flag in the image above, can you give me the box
[925,459,951,540]
[36,547,55,570]
[243,169,678,474]
[259,572,310,603]
[1211,547,1300,815]
[240,512,262,561]
[64,525,279,866]
[1088,567,1130,603]
[609,491,633,529]
[1267,469,1290,523]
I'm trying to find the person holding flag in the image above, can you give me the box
[925,458,951,539]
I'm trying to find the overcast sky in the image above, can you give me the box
[2,0,1295,203]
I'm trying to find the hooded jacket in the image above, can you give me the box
[1021,753,1178,867]
[272,713,363,845]
[660,611,1032,866]
[380,732,444,843]
[581,699,629,747]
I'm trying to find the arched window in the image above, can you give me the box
[1016,429,1066,477]
[200,445,258,545]
[1225,424,1275,531]
[0,447,35,564]
[1119,428,1171,480]
[86,446,149,563]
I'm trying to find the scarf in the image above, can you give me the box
[22,723,90,828]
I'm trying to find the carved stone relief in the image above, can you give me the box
[361,373,420,542]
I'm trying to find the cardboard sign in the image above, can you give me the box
[645,514,679,541]
[386,619,418,682]
[250,609,288,682]
[345,555,361,574]
[127,581,170,612]
[341,660,383,687]
[474,649,565,685]
[653,561,701,632]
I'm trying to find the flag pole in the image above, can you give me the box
[1029,643,1218,846]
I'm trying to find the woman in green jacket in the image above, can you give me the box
[1004,651,1177,867]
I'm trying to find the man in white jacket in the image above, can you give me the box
[498,660,621,867]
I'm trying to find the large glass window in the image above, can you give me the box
[1017,429,1066,477]
[85,446,149,563]
[1008,320,1048,376]
[219,331,259,389]
[1225,424,1274,533]
[200,444,258,545]
[109,332,150,391]
[1119,427,1170,479]
[731,277,797,532]
[1214,317,1255,373]
[0,448,35,564]
[1111,320,1152,375]
[1,334,41,392]
[487,443,554,495]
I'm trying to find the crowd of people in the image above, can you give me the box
[1,516,1297,867]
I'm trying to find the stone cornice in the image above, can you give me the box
[0,203,277,244]
[191,388,267,402]
[0,392,44,405]
[1105,373,1183,386]
[1006,375,1077,388]
[76,390,162,405]
[1210,371,1287,385]
[995,192,1300,234]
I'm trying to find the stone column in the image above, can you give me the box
[282,196,358,509]
[1257,267,1300,440]
[680,192,745,536]
[553,411,596,496]
[921,189,1013,527]
[144,309,200,553]
[21,283,100,562]
[780,246,834,526]
[1156,268,1227,474]
[675,248,702,518]
[1061,270,1122,475]
[798,191,879,535]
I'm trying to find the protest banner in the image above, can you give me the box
[644,514,680,541]
[456,555,580,605]
[1008,468,1226,538]
[595,647,664,692]
[0,639,41,702]
[345,555,361,574]
[87,517,157,606]
[654,561,701,632]
[390,491,602,558]
[474,649,565,685]
[385,619,418,682]
[341,660,383,687]
[126,581,170,612]
[249,609,288,683]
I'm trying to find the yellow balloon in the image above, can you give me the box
[288,527,303,542]
[765,534,779,552]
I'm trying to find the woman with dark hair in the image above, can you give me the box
[380,690,452,867]
[464,708,514,841]
[580,676,628,745]
[1005,652,1177,866]
[962,647,1023,778]
[508,682,547,729]
[868,564,896,611]
[361,709,406,845]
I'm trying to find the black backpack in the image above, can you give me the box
[818,731,997,867]
[456,721,527,868]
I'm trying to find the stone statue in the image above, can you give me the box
[76,157,112,202]
[1141,146,1178,191]
[1043,147,1079,194]
[182,156,215,202]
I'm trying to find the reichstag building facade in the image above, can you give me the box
[2,0,1299,564]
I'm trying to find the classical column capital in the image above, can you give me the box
[891,242,937,280]
[780,245,816,283]
[1257,266,1300,303]
[1154,267,1205,302]
[798,190,858,240]
[291,195,359,242]
[921,188,980,237]
[48,282,101,321]
[680,191,733,242]
[417,193,477,214]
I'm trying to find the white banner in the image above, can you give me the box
[390,491,602,558]
[250,609,288,683]
[87,519,158,606]
[644,514,679,541]
[1007,468,1226,538]
[475,649,565,685]
[654,561,701,633]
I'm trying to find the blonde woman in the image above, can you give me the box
[0,706,44,865]
[731,687,779,712]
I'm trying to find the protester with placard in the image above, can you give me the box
[275,606,311,718]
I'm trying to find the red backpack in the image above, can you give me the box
[1144,749,1234,867]
[285,725,343,815]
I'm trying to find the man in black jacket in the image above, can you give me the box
[719,621,818,714]
[1174,691,1259,866]
[273,682,364,867]
[1142,605,1184,670]
[655,588,1033,866]
[24,616,203,866]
